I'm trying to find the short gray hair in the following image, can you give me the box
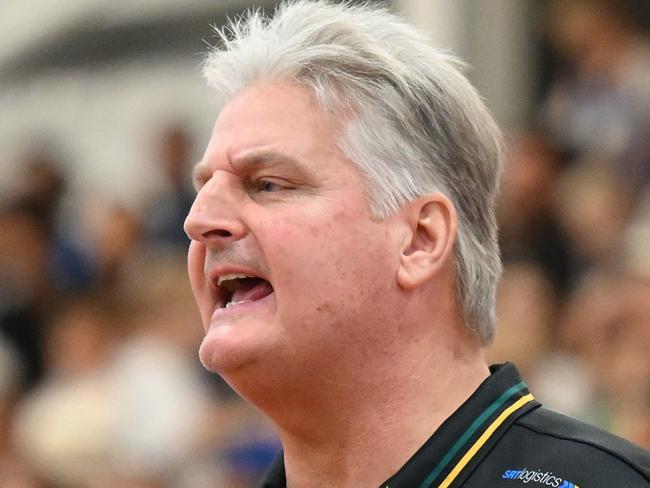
[202,0,503,344]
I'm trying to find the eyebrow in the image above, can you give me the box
[230,149,305,172]
[192,149,305,189]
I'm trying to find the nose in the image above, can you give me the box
[184,174,247,246]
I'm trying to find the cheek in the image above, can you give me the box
[265,215,396,308]
[266,218,340,274]
[187,241,211,324]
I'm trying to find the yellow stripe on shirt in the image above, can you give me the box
[438,393,535,488]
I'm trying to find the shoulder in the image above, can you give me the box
[509,407,650,485]
[466,406,650,487]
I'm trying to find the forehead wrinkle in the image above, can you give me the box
[229,149,305,173]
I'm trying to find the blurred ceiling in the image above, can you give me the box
[0,0,276,81]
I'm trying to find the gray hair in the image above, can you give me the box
[202,0,503,344]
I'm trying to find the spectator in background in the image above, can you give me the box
[13,145,92,292]
[497,128,575,295]
[12,296,123,487]
[488,262,557,380]
[91,204,144,297]
[145,124,196,250]
[11,252,277,487]
[557,267,650,449]
[0,202,52,390]
[553,162,635,276]
[543,0,650,194]
[490,0,650,440]
[0,144,94,392]
[0,331,41,487]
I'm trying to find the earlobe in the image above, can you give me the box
[396,194,457,289]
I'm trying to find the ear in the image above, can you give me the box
[397,193,457,290]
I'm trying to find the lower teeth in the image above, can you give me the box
[225,300,248,309]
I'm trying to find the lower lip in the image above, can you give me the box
[208,292,274,327]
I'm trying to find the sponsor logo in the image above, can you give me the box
[502,468,580,488]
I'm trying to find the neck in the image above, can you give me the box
[260,327,489,488]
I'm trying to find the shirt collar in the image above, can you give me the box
[258,363,539,488]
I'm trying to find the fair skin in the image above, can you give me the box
[184,82,490,487]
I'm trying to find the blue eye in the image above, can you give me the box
[255,179,282,192]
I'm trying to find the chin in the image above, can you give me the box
[198,324,267,376]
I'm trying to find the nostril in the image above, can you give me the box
[204,229,232,238]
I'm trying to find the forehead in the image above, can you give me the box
[205,82,342,166]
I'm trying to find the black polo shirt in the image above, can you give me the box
[258,363,650,487]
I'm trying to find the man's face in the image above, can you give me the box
[185,83,403,382]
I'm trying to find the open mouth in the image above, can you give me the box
[216,273,274,310]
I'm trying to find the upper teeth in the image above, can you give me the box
[217,273,253,286]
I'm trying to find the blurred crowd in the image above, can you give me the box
[489,0,650,451]
[0,0,649,487]
[0,125,280,487]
